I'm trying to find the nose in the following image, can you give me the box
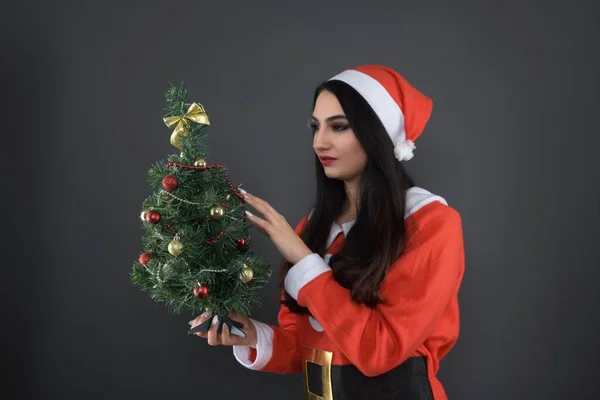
[313,126,331,153]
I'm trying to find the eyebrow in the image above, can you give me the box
[311,114,348,123]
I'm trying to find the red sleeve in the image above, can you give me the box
[289,206,464,377]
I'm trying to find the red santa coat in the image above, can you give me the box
[233,187,465,399]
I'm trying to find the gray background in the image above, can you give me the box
[3,0,599,399]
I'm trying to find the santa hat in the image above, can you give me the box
[328,65,433,161]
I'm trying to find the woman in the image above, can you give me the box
[190,64,465,399]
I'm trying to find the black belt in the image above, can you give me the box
[301,346,433,400]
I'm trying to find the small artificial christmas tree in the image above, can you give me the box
[131,83,271,337]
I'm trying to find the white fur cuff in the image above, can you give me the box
[284,253,331,301]
[232,318,273,370]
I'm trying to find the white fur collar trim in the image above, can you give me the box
[404,186,448,218]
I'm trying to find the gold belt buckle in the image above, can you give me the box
[301,346,334,400]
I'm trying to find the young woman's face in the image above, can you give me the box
[311,90,368,182]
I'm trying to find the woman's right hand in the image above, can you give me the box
[190,311,258,348]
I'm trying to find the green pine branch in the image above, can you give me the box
[164,82,189,117]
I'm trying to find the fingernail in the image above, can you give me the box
[211,315,219,326]
[188,320,194,325]
[201,311,212,318]
[239,188,247,194]
[245,210,253,217]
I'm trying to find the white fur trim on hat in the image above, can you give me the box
[329,69,411,161]
[394,139,415,162]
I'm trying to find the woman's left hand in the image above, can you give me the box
[240,189,313,265]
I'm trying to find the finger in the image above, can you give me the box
[191,310,211,325]
[221,322,234,346]
[241,191,278,220]
[245,211,272,235]
[190,310,212,329]
[207,316,220,346]
[192,317,209,338]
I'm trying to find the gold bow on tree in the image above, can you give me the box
[163,103,210,149]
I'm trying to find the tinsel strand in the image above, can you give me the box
[161,189,204,205]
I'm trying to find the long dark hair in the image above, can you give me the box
[279,79,415,314]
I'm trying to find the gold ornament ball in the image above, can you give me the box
[210,206,225,220]
[168,239,184,256]
[239,265,254,283]
[194,158,207,168]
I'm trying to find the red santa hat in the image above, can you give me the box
[328,64,433,162]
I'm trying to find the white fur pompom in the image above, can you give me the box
[394,140,416,161]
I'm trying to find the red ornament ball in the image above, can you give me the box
[145,210,161,224]
[162,175,178,191]
[236,238,248,250]
[138,252,152,267]
[193,285,209,299]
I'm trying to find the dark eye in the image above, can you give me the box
[332,124,349,132]
[309,123,318,134]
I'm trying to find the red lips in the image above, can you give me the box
[319,156,336,165]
